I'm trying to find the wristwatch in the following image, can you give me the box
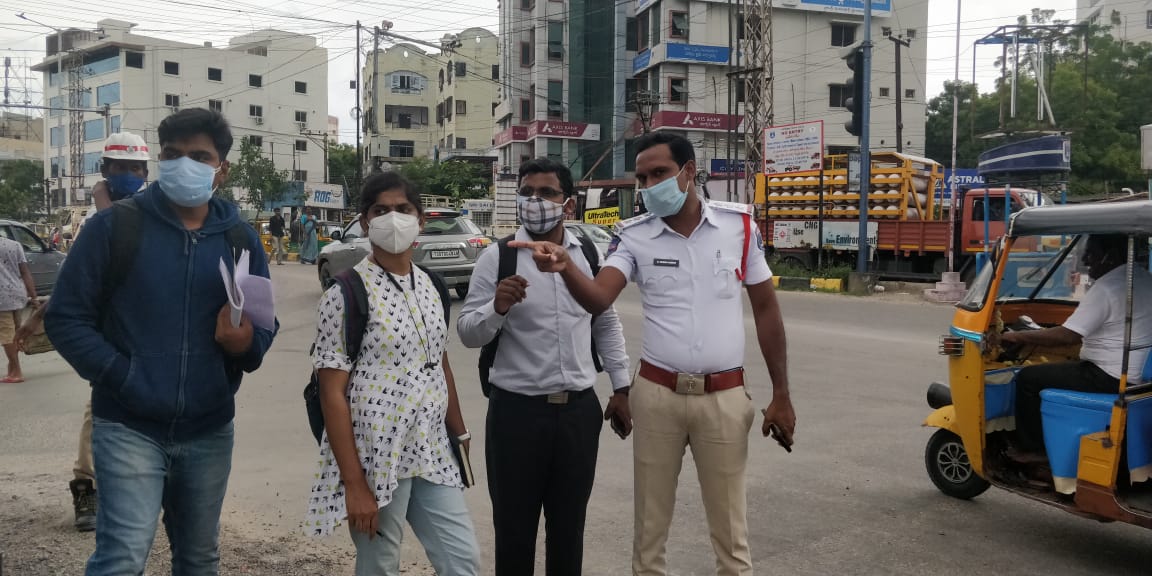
[456,431,471,442]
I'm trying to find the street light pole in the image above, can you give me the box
[947,0,962,274]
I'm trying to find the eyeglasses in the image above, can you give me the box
[518,186,563,200]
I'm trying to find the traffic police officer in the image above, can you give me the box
[511,131,795,576]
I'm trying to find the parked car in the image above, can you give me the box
[564,221,616,261]
[0,220,66,296]
[318,209,491,298]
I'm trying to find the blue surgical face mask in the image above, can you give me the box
[639,166,688,218]
[158,157,220,208]
[105,173,145,201]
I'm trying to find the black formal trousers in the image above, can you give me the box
[1015,361,1119,452]
[486,385,603,576]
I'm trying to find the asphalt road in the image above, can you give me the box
[2,262,1151,575]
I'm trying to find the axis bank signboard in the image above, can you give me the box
[494,121,601,148]
[526,121,601,141]
[651,111,744,133]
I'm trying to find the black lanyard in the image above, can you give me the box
[384,268,439,371]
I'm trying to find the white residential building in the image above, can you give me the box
[34,19,329,208]
[362,27,500,169]
[1078,0,1152,44]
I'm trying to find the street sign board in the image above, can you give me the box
[763,121,824,174]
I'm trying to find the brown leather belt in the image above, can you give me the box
[638,360,745,395]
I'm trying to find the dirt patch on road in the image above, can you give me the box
[0,471,363,575]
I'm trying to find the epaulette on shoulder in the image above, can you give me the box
[613,212,656,234]
[707,200,754,215]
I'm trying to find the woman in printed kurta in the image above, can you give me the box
[306,172,479,576]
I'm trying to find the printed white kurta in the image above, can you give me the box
[305,258,460,537]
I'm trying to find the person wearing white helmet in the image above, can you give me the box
[15,131,152,533]
[92,132,150,211]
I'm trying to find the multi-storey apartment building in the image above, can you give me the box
[34,19,329,208]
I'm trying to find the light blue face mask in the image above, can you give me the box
[639,165,688,218]
[158,157,219,208]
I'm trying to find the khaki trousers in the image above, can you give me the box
[73,400,95,483]
[631,375,755,576]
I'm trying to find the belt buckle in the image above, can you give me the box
[546,392,570,404]
[675,373,707,395]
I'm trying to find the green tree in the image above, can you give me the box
[223,140,291,217]
[395,158,489,201]
[328,143,359,189]
[0,160,46,221]
[923,11,1152,196]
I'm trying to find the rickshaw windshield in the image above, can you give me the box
[995,235,1082,303]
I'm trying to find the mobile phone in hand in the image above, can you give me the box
[768,423,792,453]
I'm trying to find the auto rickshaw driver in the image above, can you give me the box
[997,234,1152,464]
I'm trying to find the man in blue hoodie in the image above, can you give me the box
[45,108,277,575]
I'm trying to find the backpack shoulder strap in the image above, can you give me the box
[577,236,601,276]
[104,197,143,299]
[416,265,451,328]
[496,234,517,282]
[333,269,370,363]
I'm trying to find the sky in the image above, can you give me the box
[0,0,1078,145]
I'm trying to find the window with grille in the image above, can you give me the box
[831,23,857,47]
[828,84,849,108]
[670,12,689,38]
[389,140,415,158]
[668,78,686,104]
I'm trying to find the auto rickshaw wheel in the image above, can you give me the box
[925,429,991,500]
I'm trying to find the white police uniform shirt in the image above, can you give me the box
[457,227,631,394]
[604,198,772,375]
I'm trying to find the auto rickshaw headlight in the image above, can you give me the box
[939,335,965,356]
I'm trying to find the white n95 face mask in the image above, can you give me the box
[368,212,420,254]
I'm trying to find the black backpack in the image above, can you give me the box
[304,265,451,445]
[477,235,604,397]
[102,196,250,307]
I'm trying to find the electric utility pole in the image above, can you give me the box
[888,34,910,153]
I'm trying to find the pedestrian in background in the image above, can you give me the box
[0,234,37,384]
[290,207,302,249]
[269,210,287,265]
[46,108,277,574]
[300,209,319,265]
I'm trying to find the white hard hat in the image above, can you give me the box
[102,132,150,162]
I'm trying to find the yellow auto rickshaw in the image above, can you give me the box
[924,200,1152,529]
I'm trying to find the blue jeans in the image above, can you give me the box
[86,417,234,576]
[349,477,480,576]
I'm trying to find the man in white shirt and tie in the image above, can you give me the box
[458,158,632,576]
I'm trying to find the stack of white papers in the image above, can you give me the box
[219,250,276,330]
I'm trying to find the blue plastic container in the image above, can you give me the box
[984,368,1019,421]
[1039,390,1113,484]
